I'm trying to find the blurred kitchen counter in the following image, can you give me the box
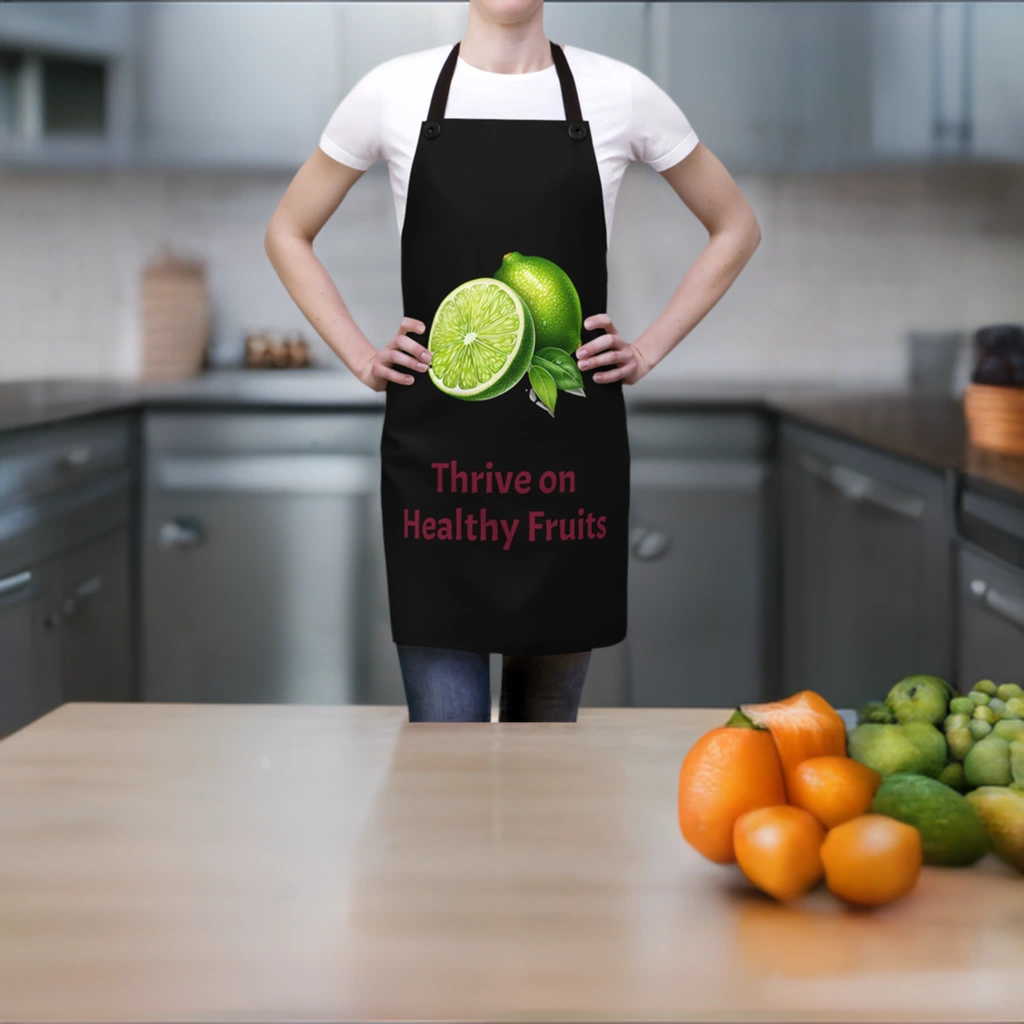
[2,702,1022,1023]
[1,372,1023,500]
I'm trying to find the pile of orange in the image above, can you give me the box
[678,691,923,906]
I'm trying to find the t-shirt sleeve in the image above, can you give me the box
[627,66,699,171]
[318,65,384,171]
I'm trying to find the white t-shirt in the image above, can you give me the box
[319,43,699,247]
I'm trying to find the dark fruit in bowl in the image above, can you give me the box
[973,352,1016,386]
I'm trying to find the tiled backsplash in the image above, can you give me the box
[1,162,1022,384]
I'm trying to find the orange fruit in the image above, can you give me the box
[820,814,922,906]
[734,805,825,901]
[678,725,786,864]
[788,756,883,829]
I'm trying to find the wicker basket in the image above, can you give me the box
[963,382,1024,456]
[140,252,210,380]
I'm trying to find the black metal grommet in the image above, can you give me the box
[422,120,442,139]
[568,122,588,141]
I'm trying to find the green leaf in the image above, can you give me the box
[533,347,584,391]
[528,365,558,415]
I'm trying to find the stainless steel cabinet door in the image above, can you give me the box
[627,458,773,708]
[55,528,132,703]
[781,425,952,708]
[957,545,1024,685]
[0,566,60,737]
[143,454,378,705]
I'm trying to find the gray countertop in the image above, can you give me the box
[2,371,1022,501]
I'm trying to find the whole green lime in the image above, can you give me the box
[493,252,583,354]
[964,734,1013,788]
[872,773,990,866]
[847,722,947,779]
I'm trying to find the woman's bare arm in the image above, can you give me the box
[576,143,761,384]
[264,149,431,390]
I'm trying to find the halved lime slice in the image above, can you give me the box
[428,278,535,401]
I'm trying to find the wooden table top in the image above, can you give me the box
[1,704,1022,1023]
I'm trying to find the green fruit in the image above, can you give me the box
[974,679,998,696]
[947,727,975,761]
[1012,738,1024,788]
[944,713,971,733]
[1006,697,1024,719]
[974,705,997,724]
[969,719,993,740]
[848,722,948,779]
[966,787,1024,872]
[993,719,1024,742]
[938,762,967,792]
[872,773,990,866]
[949,696,975,716]
[885,676,951,726]
[970,691,991,706]
[493,252,582,354]
[427,278,535,400]
[964,735,1013,788]
[988,697,1009,718]
[857,700,894,725]
[996,683,1023,702]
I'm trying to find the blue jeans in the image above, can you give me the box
[396,645,591,723]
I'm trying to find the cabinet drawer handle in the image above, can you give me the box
[61,575,103,620]
[58,446,93,471]
[630,526,671,561]
[160,517,205,549]
[969,579,1024,633]
[0,569,32,601]
[799,454,925,521]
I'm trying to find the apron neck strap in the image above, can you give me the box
[427,40,583,122]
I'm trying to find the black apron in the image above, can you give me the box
[381,40,629,655]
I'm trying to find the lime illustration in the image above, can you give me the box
[427,278,535,400]
[494,252,582,353]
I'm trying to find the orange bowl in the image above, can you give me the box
[964,383,1024,455]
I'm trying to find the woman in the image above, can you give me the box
[265,0,760,724]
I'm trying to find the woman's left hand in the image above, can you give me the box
[576,314,652,385]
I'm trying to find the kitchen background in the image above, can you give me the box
[1,2,1023,383]
[2,1,1024,734]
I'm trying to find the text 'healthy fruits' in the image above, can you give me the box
[870,773,990,866]
[493,252,582,354]
[820,814,923,907]
[428,278,535,400]
[733,806,824,901]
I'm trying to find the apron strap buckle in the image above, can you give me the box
[422,120,443,140]
[567,122,588,141]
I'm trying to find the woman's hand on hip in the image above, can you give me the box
[358,318,430,391]
[575,314,651,385]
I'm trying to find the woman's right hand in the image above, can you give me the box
[358,318,430,392]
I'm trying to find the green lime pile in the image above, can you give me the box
[851,675,1024,873]
[942,680,1024,788]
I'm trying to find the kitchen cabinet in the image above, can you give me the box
[134,3,339,169]
[141,411,399,705]
[0,3,136,167]
[0,415,134,736]
[780,423,953,708]
[955,484,1024,685]
[614,409,778,707]
[970,3,1024,162]
[957,545,1024,686]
